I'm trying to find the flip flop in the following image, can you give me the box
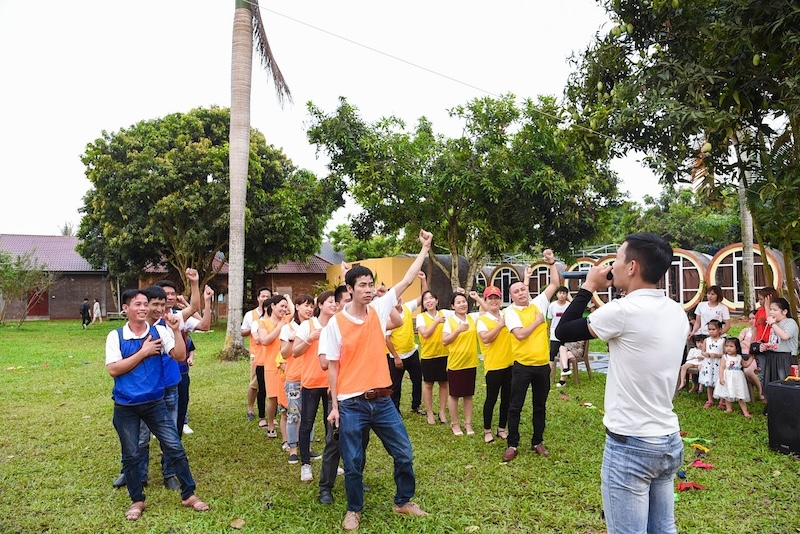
[182,495,210,512]
[126,501,145,521]
[258,419,268,428]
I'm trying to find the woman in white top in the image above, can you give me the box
[690,285,730,336]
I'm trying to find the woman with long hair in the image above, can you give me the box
[762,297,798,390]
[254,295,291,438]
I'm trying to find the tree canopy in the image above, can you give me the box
[78,107,340,290]
[308,95,619,289]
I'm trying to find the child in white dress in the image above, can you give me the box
[699,320,725,408]
[714,338,752,417]
[678,335,706,391]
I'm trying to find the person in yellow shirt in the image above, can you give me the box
[386,271,428,415]
[476,285,514,444]
[442,293,481,436]
[501,251,561,462]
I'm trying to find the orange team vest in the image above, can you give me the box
[256,318,282,371]
[419,311,448,359]
[335,309,392,396]
[478,313,514,374]
[389,306,416,354]
[284,323,302,382]
[446,316,479,371]
[510,304,549,366]
[299,319,328,389]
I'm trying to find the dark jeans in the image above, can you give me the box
[300,387,329,465]
[507,362,551,448]
[388,350,423,411]
[177,372,190,438]
[256,365,266,419]
[338,395,414,512]
[136,384,179,480]
[319,393,341,493]
[113,398,196,503]
[483,365,513,430]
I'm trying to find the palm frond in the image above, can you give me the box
[250,1,292,106]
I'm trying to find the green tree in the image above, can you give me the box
[226,0,292,360]
[327,224,402,261]
[308,95,619,291]
[0,249,54,326]
[565,0,800,312]
[78,107,337,303]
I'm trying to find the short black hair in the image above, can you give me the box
[121,288,147,306]
[155,279,177,291]
[556,286,568,294]
[334,284,350,305]
[623,233,673,284]
[345,265,373,289]
[144,285,167,302]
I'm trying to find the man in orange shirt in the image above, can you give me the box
[326,230,432,531]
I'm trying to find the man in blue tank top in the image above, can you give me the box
[106,289,209,521]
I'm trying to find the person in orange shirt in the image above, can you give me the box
[281,294,315,464]
[243,287,272,421]
[326,230,432,532]
[253,295,291,438]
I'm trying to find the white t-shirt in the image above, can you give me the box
[441,312,481,334]
[504,293,550,333]
[547,300,570,341]
[280,320,300,342]
[295,317,322,344]
[475,310,504,334]
[325,288,398,362]
[694,301,730,335]
[588,288,689,436]
[105,323,176,365]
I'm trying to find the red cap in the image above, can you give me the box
[483,286,502,298]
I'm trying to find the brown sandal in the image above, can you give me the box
[126,501,145,521]
[182,495,210,512]
[484,430,495,444]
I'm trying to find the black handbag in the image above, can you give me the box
[749,342,761,355]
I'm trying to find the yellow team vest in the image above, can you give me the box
[390,306,416,354]
[510,304,549,366]
[446,315,479,371]
[419,311,448,359]
[478,313,514,374]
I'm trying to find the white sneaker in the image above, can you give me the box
[301,464,313,482]
[182,424,194,435]
[561,368,572,376]
[337,467,345,476]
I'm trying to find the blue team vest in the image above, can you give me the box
[155,317,182,387]
[112,326,165,405]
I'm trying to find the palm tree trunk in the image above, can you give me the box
[221,0,253,360]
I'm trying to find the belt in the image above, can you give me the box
[360,388,393,400]
[605,428,628,444]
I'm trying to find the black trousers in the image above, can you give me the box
[506,362,551,448]
[388,350,423,411]
[483,365,512,430]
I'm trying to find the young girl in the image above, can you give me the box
[739,311,765,401]
[698,319,724,408]
[714,338,752,417]
[677,335,706,392]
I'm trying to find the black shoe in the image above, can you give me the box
[318,490,333,505]
[112,474,127,488]
[164,476,180,491]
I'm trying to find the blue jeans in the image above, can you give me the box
[285,380,301,448]
[338,395,415,512]
[601,431,683,534]
[113,398,196,502]
[137,384,179,480]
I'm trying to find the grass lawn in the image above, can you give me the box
[1,319,798,533]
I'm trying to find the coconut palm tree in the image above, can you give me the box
[223,0,291,359]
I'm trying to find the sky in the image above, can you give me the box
[0,0,662,237]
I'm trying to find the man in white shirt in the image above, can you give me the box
[555,233,689,534]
